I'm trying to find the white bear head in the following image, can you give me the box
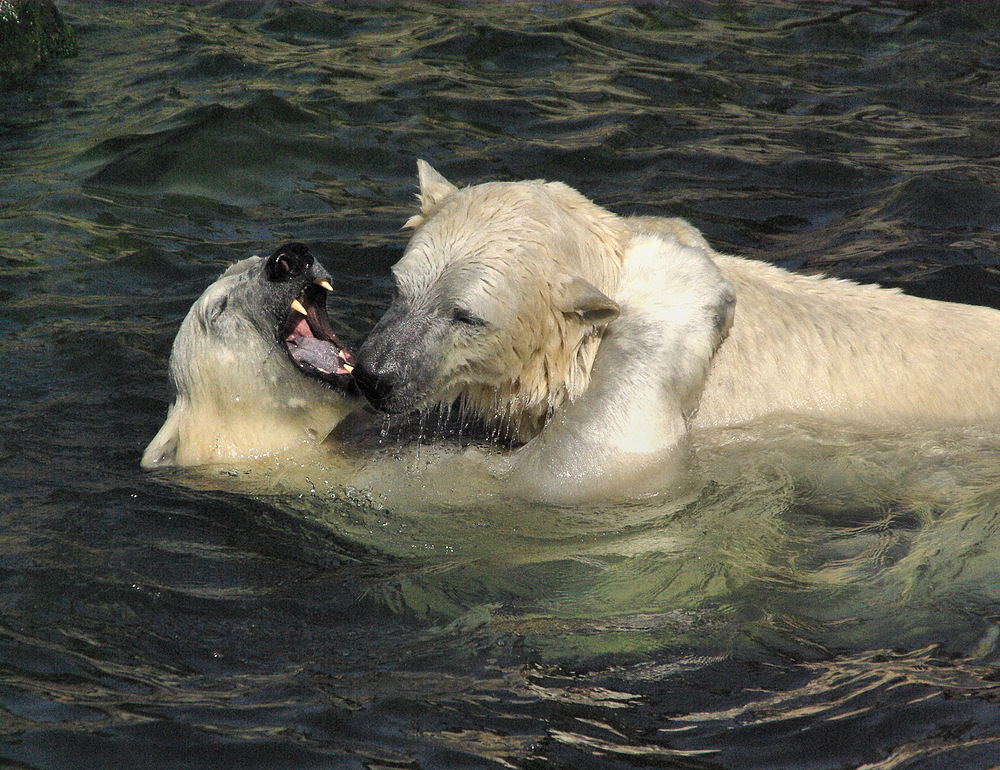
[354,162,635,439]
[142,243,361,468]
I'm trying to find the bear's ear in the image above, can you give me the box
[141,412,180,468]
[403,160,459,229]
[712,281,737,354]
[557,275,620,324]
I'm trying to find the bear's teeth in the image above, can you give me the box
[290,299,308,316]
[316,279,333,291]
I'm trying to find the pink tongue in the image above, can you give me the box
[287,317,312,340]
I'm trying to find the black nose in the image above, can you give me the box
[266,242,313,283]
[350,360,395,411]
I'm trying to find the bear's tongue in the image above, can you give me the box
[287,336,352,377]
[284,311,354,379]
[280,283,355,383]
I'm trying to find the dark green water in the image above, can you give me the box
[4,2,1000,768]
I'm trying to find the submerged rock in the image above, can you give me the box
[0,0,77,78]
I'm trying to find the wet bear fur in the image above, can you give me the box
[353,162,1000,503]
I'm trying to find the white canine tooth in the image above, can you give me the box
[291,298,308,316]
[342,363,354,374]
[316,279,333,291]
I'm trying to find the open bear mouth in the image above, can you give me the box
[280,279,356,386]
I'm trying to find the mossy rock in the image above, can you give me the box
[1,0,78,78]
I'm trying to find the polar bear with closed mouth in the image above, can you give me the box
[352,161,1000,503]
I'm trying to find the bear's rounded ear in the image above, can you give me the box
[141,410,180,468]
[404,160,459,229]
[712,281,736,354]
[557,275,620,324]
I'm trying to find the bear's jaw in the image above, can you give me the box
[424,322,603,443]
[444,373,584,445]
[280,280,356,390]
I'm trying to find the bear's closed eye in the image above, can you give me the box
[451,308,488,328]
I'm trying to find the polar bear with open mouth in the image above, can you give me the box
[352,161,1000,503]
[141,242,508,509]
[141,243,362,469]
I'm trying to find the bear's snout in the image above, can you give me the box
[350,357,397,412]
[355,299,441,413]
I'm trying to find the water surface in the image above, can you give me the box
[4,2,1000,768]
